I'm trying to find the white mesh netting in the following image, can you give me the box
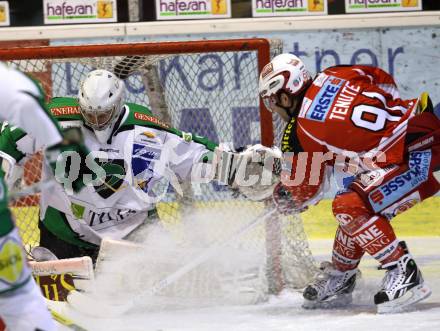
[4,39,317,306]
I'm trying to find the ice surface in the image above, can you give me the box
[56,237,440,331]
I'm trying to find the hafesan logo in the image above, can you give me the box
[253,0,327,17]
[345,0,421,13]
[156,0,231,20]
[44,0,118,24]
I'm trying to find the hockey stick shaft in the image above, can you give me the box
[47,302,89,331]
[49,309,89,331]
[149,208,278,295]
[67,208,278,316]
[8,180,45,199]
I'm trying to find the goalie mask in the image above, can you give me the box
[78,69,125,144]
[259,53,311,122]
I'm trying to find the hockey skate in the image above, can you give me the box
[302,261,360,309]
[375,243,431,314]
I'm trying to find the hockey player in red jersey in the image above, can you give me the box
[259,53,440,313]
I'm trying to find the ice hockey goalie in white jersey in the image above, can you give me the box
[0,69,217,262]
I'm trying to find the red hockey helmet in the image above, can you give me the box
[259,53,311,115]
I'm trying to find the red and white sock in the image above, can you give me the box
[332,226,364,271]
[351,216,404,265]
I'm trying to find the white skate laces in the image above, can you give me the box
[375,253,432,313]
[379,258,408,294]
[302,261,359,308]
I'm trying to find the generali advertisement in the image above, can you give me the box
[156,0,232,20]
[43,0,118,24]
[345,0,422,13]
[252,0,328,17]
[0,1,10,26]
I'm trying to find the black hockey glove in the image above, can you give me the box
[272,182,308,215]
[44,127,91,193]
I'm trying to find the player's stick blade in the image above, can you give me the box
[376,283,432,314]
[45,299,90,331]
[67,290,132,317]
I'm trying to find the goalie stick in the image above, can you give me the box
[46,300,89,331]
[67,208,278,317]
[8,179,53,200]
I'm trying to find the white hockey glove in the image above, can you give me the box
[0,229,56,331]
[214,143,282,201]
[236,144,282,201]
[0,150,23,191]
[213,143,240,186]
[0,279,57,331]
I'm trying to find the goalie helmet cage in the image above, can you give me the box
[0,38,316,300]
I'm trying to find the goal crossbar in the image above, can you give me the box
[0,38,274,146]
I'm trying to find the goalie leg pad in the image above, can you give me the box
[30,256,94,301]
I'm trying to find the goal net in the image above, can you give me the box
[0,38,317,306]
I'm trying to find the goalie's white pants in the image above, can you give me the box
[0,278,56,331]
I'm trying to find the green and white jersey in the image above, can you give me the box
[0,63,63,234]
[0,63,63,150]
[0,63,64,296]
[0,97,216,248]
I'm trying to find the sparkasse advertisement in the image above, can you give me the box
[156,0,232,20]
[252,0,328,17]
[0,1,10,26]
[43,0,118,24]
[345,0,422,13]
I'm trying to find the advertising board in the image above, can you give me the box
[156,0,232,20]
[0,1,9,26]
[43,0,118,24]
[345,0,422,13]
[252,0,328,17]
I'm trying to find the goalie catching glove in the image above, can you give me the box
[214,143,281,201]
